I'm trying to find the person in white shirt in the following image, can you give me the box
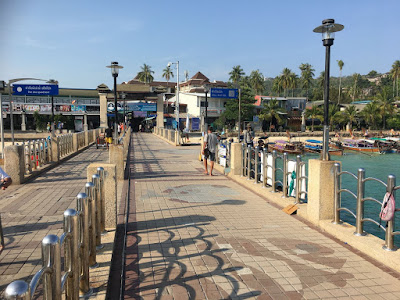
[0,168,12,190]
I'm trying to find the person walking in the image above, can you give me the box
[244,124,253,147]
[202,126,218,176]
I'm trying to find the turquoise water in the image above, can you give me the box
[303,152,400,247]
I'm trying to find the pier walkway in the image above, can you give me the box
[122,133,400,299]
[0,145,109,293]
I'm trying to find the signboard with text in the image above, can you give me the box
[210,88,238,99]
[13,84,59,96]
[192,118,200,130]
[128,103,156,112]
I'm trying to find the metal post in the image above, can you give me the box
[384,174,396,251]
[8,83,15,145]
[247,145,251,180]
[271,150,277,192]
[63,209,79,300]
[333,163,341,224]
[238,88,241,141]
[295,155,302,204]
[4,280,30,300]
[241,143,246,177]
[85,182,98,268]
[205,89,208,127]
[262,149,268,188]
[42,234,61,300]
[355,168,366,236]
[254,146,259,184]
[92,174,103,249]
[51,96,55,137]
[113,75,118,144]
[322,44,331,161]
[76,193,93,297]
[282,153,288,198]
[0,93,4,158]
[27,141,32,173]
[176,61,180,143]
[97,167,106,234]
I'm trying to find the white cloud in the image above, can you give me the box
[24,37,57,50]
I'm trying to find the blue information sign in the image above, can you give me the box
[210,88,238,99]
[127,103,156,112]
[13,84,59,96]
[192,118,200,130]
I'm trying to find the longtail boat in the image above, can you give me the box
[268,140,303,154]
[304,139,343,156]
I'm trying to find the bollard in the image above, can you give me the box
[355,168,366,236]
[271,151,277,192]
[295,155,302,204]
[85,182,98,268]
[76,193,93,297]
[384,174,396,251]
[282,153,288,198]
[42,234,61,300]
[254,146,259,184]
[333,163,341,224]
[97,167,106,234]
[92,174,103,250]
[4,280,30,300]
[63,209,79,300]
[247,145,251,180]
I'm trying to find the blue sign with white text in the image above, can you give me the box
[13,84,59,96]
[210,88,238,99]
[192,118,200,130]
[127,103,156,112]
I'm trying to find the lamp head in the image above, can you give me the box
[106,61,123,77]
[167,62,172,67]
[313,19,344,46]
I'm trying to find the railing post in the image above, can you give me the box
[355,168,366,236]
[295,155,302,204]
[254,146,259,184]
[241,143,246,177]
[282,152,288,198]
[33,141,37,169]
[63,209,79,300]
[76,193,93,297]
[4,280,30,300]
[333,163,341,224]
[42,234,61,300]
[384,174,396,251]
[247,145,251,180]
[262,149,267,188]
[97,167,106,234]
[92,174,103,249]
[27,141,32,173]
[271,150,277,192]
[85,182,98,268]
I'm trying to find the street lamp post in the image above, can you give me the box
[313,19,344,160]
[167,61,179,137]
[121,92,126,131]
[106,62,123,144]
[203,86,209,131]
[47,79,58,137]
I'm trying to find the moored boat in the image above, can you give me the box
[304,139,343,156]
[341,139,380,153]
[268,140,303,154]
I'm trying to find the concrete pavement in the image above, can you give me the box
[124,133,400,299]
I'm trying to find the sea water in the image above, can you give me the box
[303,152,400,247]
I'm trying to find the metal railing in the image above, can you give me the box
[333,163,399,251]
[59,133,74,158]
[241,145,308,203]
[4,167,106,299]
[23,138,52,175]
[76,132,86,150]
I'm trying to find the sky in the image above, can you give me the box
[0,0,399,89]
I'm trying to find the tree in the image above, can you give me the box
[377,86,395,129]
[361,101,381,129]
[162,66,174,83]
[317,71,325,99]
[272,76,283,96]
[249,70,265,94]
[229,65,245,86]
[343,105,359,130]
[367,70,378,78]
[299,63,315,100]
[390,60,400,99]
[259,99,286,130]
[137,63,154,84]
[304,106,322,131]
[33,111,47,131]
[289,71,298,97]
[351,73,361,101]
[337,60,344,104]
[280,68,292,97]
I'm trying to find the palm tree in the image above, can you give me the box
[249,70,265,94]
[390,60,400,99]
[361,101,381,129]
[299,63,315,100]
[289,72,298,97]
[317,71,325,99]
[304,106,322,131]
[229,65,245,87]
[377,87,395,129]
[343,105,358,131]
[272,76,283,96]
[259,99,285,130]
[337,60,344,104]
[162,66,174,84]
[137,64,154,84]
[351,73,361,101]
[280,68,292,97]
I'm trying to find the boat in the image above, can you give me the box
[304,139,343,156]
[341,139,381,153]
[268,140,303,154]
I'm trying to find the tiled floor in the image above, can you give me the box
[125,133,400,299]
[0,145,109,294]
